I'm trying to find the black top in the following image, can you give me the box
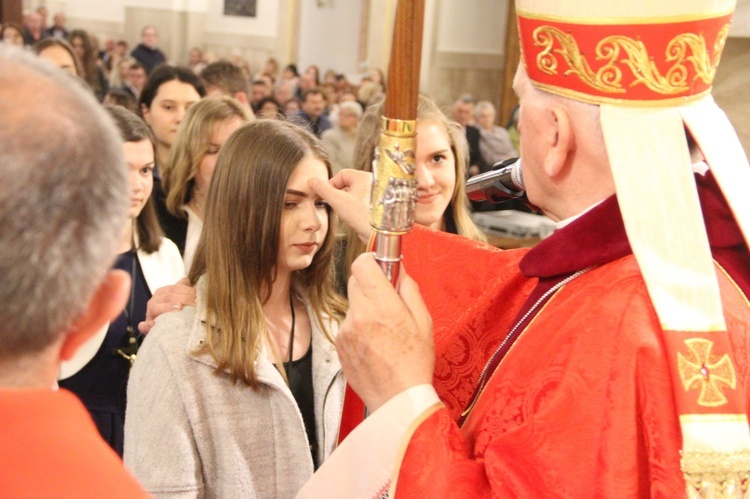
[58,250,152,456]
[465,125,489,173]
[444,204,459,235]
[283,343,318,469]
[152,176,188,255]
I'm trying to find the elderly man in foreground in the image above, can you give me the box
[0,46,148,497]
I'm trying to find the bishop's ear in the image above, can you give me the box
[543,106,575,178]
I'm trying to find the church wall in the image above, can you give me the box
[731,0,750,36]
[713,37,750,156]
[422,1,508,117]
[297,1,362,80]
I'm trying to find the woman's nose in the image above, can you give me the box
[415,162,434,189]
[130,171,142,192]
[302,203,323,231]
[176,105,188,123]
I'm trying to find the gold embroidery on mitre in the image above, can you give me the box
[665,24,728,87]
[534,26,624,93]
[532,24,731,95]
[712,24,730,76]
[681,449,750,498]
[677,338,737,407]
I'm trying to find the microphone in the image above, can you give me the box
[466,157,525,204]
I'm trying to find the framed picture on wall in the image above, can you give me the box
[224,0,256,17]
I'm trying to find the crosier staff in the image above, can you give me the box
[336,0,426,445]
[369,0,425,286]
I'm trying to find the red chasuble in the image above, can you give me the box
[391,171,750,497]
[337,232,534,443]
[401,233,534,420]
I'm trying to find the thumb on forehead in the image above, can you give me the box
[309,177,344,208]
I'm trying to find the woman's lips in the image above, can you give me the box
[294,242,318,253]
[418,193,438,203]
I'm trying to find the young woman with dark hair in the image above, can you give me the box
[138,65,206,247]
[58,106,184,456]
[138,64,206,171]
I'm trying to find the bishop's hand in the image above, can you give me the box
[336,253,435,412]
[309,169,373,243]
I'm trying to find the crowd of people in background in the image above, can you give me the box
[0,12,518,496]
[1,9,515,175]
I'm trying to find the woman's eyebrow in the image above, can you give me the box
[285,188,308,197]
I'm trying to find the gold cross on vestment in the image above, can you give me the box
[677,338,736,407]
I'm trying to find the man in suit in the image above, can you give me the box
[44,12,69,39]
[451,93,488,177]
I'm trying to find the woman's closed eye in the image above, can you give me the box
[284,198,327,210]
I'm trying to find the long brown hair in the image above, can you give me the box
[105,105,164,253]
[69,30,103,97]
[189,120,346,386]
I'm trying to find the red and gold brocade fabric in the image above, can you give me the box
[336,229,533,443]
[392,171,750,497]
[401,228,535,420]
[517,12,732,106]
[394,255,750,497]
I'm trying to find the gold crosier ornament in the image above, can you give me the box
[334,0,427,450]
[369,0,425,286]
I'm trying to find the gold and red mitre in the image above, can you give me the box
[516,3,732,106]
[516,0,750,497]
